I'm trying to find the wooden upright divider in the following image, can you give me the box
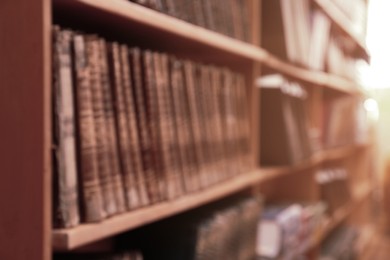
[0,0,52,259]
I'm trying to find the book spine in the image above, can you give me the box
[120,45,149,207]
[98,39,127,214]
[169,58,196,193]
[73,34,106,222]
[129,48,160,204]
[86,36,118,216]
[142,50,167,201]
[184,62,207,189]
[52,27,80,228]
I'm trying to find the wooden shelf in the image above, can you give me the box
[314,0,370,61]
[261,143,368,176]
[54,0,363,96]
[53,169,266,250]
[53,142,369,250]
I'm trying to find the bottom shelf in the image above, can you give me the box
[53,169,268,250]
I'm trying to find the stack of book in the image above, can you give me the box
[258,74,312,166]
[315,167,351,214]
[257,202,327,259]
[52,26,251,228]
[140,197,261,260]
[55,251,143,260]
[130,0,251,42]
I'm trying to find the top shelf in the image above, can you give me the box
[314,0,370,61]
[54,0,364,96]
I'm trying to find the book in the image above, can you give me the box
[52,27,80,228]
[72,33,106,222]
[85,35,118,217]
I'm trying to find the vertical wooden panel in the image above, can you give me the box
[0,0,51,259]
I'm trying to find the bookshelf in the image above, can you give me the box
[0,0,374,259]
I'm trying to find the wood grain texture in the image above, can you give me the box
[0,0,51,259]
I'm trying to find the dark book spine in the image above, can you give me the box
[73,34,106,222]
[86,36,118,216]
[52,27,80,228]
[120,45,149,207]
[98,39,127,214]
[129,48,160,204]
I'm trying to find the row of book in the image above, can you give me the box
[55,251,143,260]
[259,74,312,166]
[140,196,261,260]
[262,0,365,81]
[258,73,371,166]
[316,167,351,215]
[130,0,250,42]
[257,202,327,259]
[52,26,251,228]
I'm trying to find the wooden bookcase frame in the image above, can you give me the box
[0,0,372,259]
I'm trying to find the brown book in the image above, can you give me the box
[107,42,138,210]
[98,39,127,214]
[191,0,206,28]
[209,67,229,181]
[141,50,167,201]
[153,53,184,198]
[234,74,252,172]
[169,58,199,192]
[120,45,149,208]
[85,36,118,217]
[52,27,80,228]
[73,34,106,222]
[183,61,206,189]
[220,69,239,177]
[129,47,160,204]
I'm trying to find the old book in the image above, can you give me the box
[120,45,149,208]
[129,48,160,204]
[52,27,80,228]
[183,61,206,189]
[141,50,167,201]
[153,53,184,198]
[73,33,106,222]
[98,39,126,214]
[85,36,118,217]
[170,58,199,192]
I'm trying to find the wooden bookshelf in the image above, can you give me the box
[313,0,370,60]
[0,0,374,259]
[52,142,370,250]
[53,0,363,95]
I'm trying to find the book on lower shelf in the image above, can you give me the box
[135,196,262,260]
[320,225,360,260]
[52,25,252,229]
[256,202,327,260]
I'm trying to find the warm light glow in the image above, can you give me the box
[364,98,380,120]
[361,0,390,88]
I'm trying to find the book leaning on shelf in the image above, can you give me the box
[52,26,252,228]
[257,74,312,166]
[130,0,251,42]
